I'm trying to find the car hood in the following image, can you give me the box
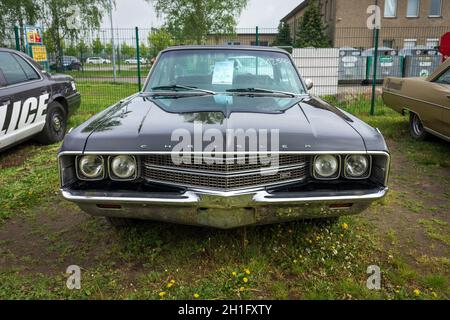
[80,94,368,153]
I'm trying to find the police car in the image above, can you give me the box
[0,48,81,151]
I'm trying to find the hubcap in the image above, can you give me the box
[52,113,63,133]
[412,115,423,136]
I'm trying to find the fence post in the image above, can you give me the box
[14,26,20,51]
[135,27,142,91]
[255,26,259,46]
[370,27,380,116]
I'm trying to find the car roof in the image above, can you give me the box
[160,45,290,54]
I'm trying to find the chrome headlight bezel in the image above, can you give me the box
[108,155,138,181]
[344,155,372,179]
[76,155,105,181]
[313,155,341,180]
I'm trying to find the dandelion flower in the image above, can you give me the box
[244,269,251,275]
[239,287,245,292]
[243,277,249,283]
[167,283,173,288]
[232,271,237,277]
[194,293,200,299]
[170,279,176,284]
[159,291,167,298]
[342,223,349,230]
[414,289,421,296]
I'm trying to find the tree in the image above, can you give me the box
[295,0,330,48]
[140,43,149,58]
[92,37,104,55]
[272,22,292,47]
[121,42,135,58]
[37,0,113,67]
[0,0,39,50]
[148,28,174,57]
[151,0,248,44]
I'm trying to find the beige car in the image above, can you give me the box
[382,58,450,141]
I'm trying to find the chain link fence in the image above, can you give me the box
[2,25,448,115]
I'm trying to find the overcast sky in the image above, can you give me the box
[102,0,303,29]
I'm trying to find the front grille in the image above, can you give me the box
[141,154,309,191]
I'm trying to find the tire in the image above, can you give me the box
[106,217,140,228]
[409,113,428,140]
[36,101,67,145]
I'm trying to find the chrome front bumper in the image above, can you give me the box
[61,187,388,229]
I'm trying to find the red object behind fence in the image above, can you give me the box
[440,32,450,62]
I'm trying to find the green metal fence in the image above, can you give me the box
[2,25,448,116]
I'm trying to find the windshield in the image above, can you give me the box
[145,49,306,95]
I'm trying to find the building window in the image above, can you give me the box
[404,39,417,48]
[384,0,397,17]
[426,38,439,48]
[429,0,442,16]
[383,39,394,48]
[406,0,420,17]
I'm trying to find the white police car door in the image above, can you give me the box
[0,51,49,150]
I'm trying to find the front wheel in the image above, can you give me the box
[409,113,428,140]
[36,101,67,144]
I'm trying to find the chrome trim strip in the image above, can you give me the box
[61,151,372,155]
[253,187,389,203]
[61,189,200,204]
[61,187,388,205]
[424,127,450,142]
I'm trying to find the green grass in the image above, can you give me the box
[0,86,449,300]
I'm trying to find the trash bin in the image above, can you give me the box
[338,47,366,84]
[363,47,402,83]
[403,48,441,78]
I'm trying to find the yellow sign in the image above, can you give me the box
[31,46,48,62]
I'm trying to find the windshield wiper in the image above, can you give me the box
[151,84,216,95]
[226,88,299,98]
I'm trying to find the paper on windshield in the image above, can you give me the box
[212,61,234,85]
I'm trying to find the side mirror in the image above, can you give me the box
[305,78,313,90]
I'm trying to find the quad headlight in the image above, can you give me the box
[345,155,371,179]
[77,155,105,180]
[313,155,340,179]
[110,155,137,180]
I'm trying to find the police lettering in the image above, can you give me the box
[0,93,49,136]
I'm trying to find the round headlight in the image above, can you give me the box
[314,155,339,178]
[79,155,104,179]
[345,155,369,178]
[111,155,137,179]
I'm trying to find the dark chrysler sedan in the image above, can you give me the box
[58,46,390,229]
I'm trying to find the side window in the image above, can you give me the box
[435,68,450,85]
[13,54,40,81]
[0,52,28,85]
